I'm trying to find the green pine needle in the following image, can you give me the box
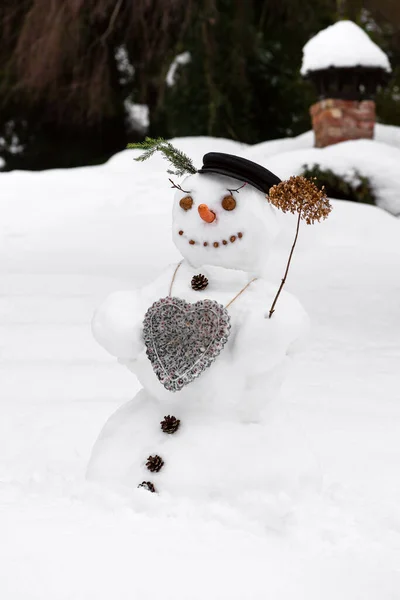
[127,137,197,177]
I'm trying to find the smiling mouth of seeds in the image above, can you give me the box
[178,231,243,247]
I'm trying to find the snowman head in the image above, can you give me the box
[172,153,282,274]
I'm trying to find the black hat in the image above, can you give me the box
[198,152,281,194]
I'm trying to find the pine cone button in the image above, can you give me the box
[160,415,180,434]
[191,274,208,291]
[138,481,156,493]
[146,455,164,473]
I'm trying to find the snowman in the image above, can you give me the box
[87,148,322,509]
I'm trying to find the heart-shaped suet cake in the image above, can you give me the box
[143,297,231,392]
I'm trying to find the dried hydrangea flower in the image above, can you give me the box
[267,175,332,318]
[269,175,332,224]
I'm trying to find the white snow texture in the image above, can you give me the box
[1,131,400,599]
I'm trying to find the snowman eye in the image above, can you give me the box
[179,196,193,211]
[221,195,236,211]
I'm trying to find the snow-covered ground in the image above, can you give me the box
[1,134,400,599]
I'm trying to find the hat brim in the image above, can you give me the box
[197,166,268,192]
[198,153,281,194]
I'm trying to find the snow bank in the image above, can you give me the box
[106,135,248,174]
[246,124,400,160]
[301,20,391,75]
[251,138,400,216]
[375,122,400,148]
[246,130,314,160]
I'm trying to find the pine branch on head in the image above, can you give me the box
[128,137,197,177]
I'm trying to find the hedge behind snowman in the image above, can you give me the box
[87,139,331,513]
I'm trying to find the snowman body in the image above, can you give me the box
[87,171,318,504]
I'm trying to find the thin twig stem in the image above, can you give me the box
[268,210,302,319]
[227,182,247,194]
[101,0,124,44]
[169,178,190,194]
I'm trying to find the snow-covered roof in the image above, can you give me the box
[301,20,391,75]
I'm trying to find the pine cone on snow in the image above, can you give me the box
[146,455,164,473]
[160,415,181,434]
[191,274,209,291]
[138,481,156,493]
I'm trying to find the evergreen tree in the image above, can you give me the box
[157,0,337,142]
[0,0,189,169]
[0,0,398,169]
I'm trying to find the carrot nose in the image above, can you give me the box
[198,204,216,223]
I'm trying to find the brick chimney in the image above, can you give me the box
[301,21,391,148]
[310,98,375,148]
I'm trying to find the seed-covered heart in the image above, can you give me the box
[143,297,231,392]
